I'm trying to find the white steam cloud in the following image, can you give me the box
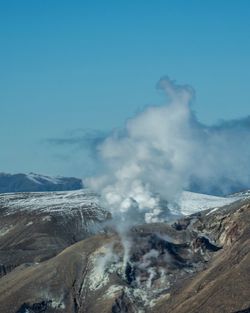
[86,76,250,226]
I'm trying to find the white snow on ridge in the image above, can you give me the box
[178,191,241,216]
[0,189,101,215]
[0,188,247,219]
[26,172,61,185]
[228,190,250,199]
[26,173,43,184]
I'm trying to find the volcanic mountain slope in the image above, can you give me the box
[0,173,83,193]
[0,190,110,277]
[154,199,250,313]
[0,194,249,313]
[0,188,239,277]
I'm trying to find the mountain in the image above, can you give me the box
[0,189,249,313]
[0,189,110,277]
[0,172,83,193]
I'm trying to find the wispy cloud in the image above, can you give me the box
[45,129,108,151]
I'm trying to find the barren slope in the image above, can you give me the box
[0,198,249,313]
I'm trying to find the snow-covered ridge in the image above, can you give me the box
[228,190,250,199]
[177,191,243,215]
[26,172,62,185]
[0,188,247,218]
[0,189,101,215]
[0,172,83,193]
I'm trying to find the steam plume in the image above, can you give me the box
[86,76,250,226]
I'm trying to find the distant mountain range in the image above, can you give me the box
[0,172,83,193]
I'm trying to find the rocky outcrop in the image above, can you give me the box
[16,301,54,313]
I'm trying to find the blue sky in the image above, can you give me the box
[0,0,250,177]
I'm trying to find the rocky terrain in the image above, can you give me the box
[0,173,83,193]
[0,190,110,277]
[0,190,249,313]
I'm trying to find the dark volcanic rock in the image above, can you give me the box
[233,308,250,313]
[16,300,53,313]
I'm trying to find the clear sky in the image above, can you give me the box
[0,0,250,177]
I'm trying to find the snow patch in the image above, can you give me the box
[26,173,60,185]
[178,191,240,215]
[206,207,219,215]
[42,216,52,222]
[0,225,13,236]
[104,285,124,299]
